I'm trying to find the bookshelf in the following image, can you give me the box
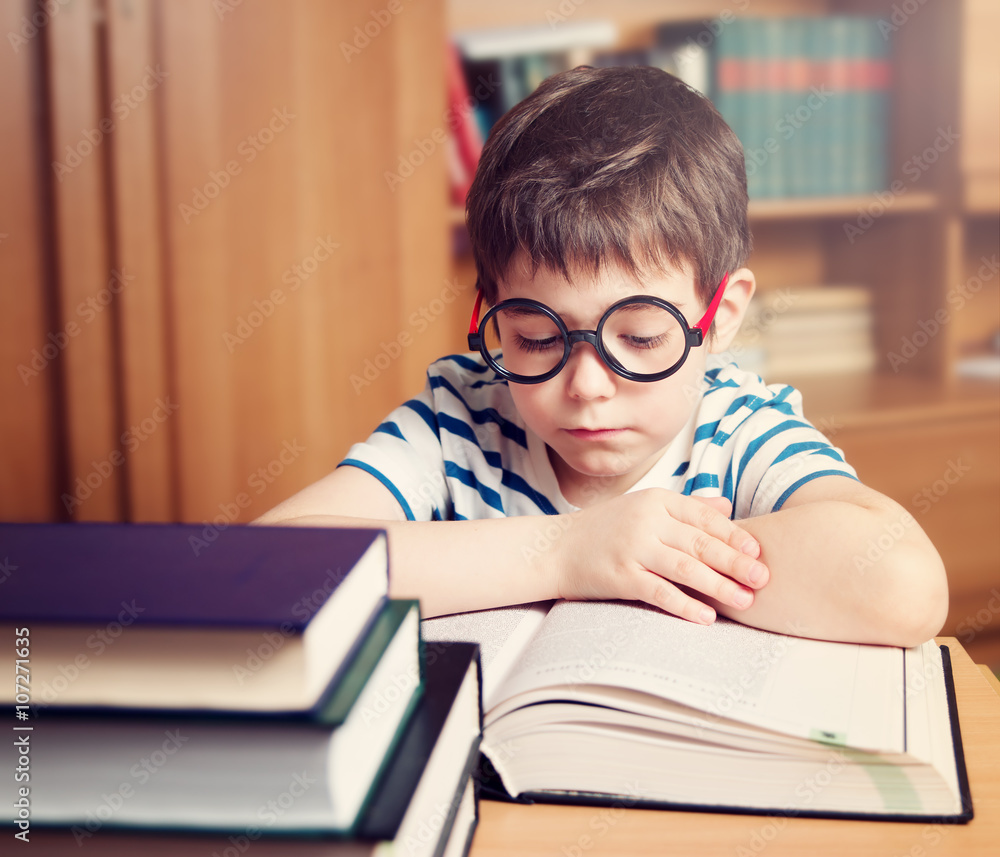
[447,0,1000,665]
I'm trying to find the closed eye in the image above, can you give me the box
[514,333,562,353]
[619,333,669,350]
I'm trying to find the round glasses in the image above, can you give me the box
[467,274,729,384]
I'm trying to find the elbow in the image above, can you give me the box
[877,544,949,648]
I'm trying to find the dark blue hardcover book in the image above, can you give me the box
[0,522,389,714]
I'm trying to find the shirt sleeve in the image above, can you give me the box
[726,383,858,519]
[338,382,451,522]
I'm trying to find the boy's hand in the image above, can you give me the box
[555,488,768,625]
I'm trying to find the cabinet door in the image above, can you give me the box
[0,0,58,521]
[2,0,451,523]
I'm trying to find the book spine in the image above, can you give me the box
[824,17,852,197]
[446,42,484,206]
[863,17,892,193]
[783,17,809,197]
[742,19,769,200]
[713,19,745,188]
[758,17,786,199]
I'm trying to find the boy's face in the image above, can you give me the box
[497,257,712,507]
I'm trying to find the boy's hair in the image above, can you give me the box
[466,65,752,308]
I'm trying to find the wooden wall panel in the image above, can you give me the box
[47,0,122,520]
[389,0,454,397]
[154,0,450,522]
[0,0,58,521]
[106,0,175,522]
[156,1,236,524]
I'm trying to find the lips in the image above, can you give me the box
[565,428,626,440]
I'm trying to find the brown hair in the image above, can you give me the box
[466,65,751,308]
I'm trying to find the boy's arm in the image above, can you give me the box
[253,464,766,621]
[256,466,946,646]
[701,475,949,647]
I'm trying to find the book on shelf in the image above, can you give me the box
[446,41,484,206]
[730,285,876,378]
[423,599,973,822]
[709,16,891,199]
[23,641,484,857]
[0,522,389,714]
[12,600,422,835]
[647,22,712,96]
[453,20,617,138]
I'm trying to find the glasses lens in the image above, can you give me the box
[601,302,687,377]
[483,305,566,379]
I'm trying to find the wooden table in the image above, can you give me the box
[468,637,1000,857]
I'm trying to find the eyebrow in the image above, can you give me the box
[499,296,685,324]
[500,305,555,319]
[611,300,683,314]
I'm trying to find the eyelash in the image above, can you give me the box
[514,334,561,353]
[620,334,668,350]
[514,333,669,354]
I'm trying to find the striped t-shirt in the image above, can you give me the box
[340,353,857,521]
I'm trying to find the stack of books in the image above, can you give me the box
[728,284,877,379]
[0,523,482,855]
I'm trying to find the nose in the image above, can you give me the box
[562,339,618,399]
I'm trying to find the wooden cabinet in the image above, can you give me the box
[1,0,453,523]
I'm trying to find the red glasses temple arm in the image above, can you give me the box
[694,272,730,335]
[468,289,485,336]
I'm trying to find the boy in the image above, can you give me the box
[257,66,947,647]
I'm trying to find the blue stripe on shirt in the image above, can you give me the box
[431,375,528,448]
[445,461,505,514]
[770,440,838,465]
[773,469,858,510]
[403,399,440,439]
[693,420,720,443]
[438,353,492,373]
[501,470,559,515]
[338,459,416,521]
[683,472,720,494]
[736,418,816,485]
[374,421,406,440]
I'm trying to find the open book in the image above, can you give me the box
[422,599,973,822]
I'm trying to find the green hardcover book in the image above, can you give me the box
[860,17,891,194]
[820,16,853,197]
[16,600,423,836]
[757,16,787,199]
[714,19,750,195]
[781,17,810,197]
[741,19,770,200]
[24,640,484,857]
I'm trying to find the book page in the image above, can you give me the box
[489,600,905,751]
[422,602,551,709]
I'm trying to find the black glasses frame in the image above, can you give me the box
[467,295,707,384]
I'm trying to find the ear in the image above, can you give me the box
[708,267,755,353]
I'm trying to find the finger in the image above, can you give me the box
[635,569,718,625]
[691,495,733,518]
[688,524,768,591]
[650,545,758,611]
[663,495,767,581]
